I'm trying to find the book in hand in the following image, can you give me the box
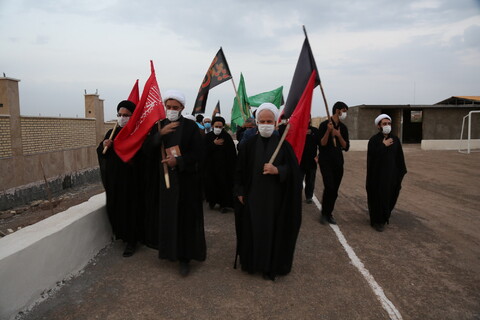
[166,145,181,157]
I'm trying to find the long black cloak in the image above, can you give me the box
[204,130,237,209]
[143,116,206,262]
[96,127,145,244]
[234,134,302,276]
[366,132,407,226]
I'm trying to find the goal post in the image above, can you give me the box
[459,110,480,154]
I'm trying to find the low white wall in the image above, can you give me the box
[348,140,369,151]
[0,193,111,320]
[421,139,480,151]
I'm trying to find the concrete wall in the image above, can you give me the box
[0,193,112,320]
[343,107,382,140]
[423,108,480,140]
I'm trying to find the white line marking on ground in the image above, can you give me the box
[312,195,403,320]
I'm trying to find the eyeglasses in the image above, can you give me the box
[117,113,131,118]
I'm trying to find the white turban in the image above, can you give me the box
[256,102,279,121]
[375,114,391,126]
[184,114,195,121]
[163,89,186,107]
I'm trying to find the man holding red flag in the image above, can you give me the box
[97,100,145,257]
[143,89,206,277]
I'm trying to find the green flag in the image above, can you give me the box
[248,86,284,108]
[230,73,251,133]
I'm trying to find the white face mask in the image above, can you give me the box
[258,124,275,138]
[213,127,222,136]
[339,112,347,121]
[117,116,130,127]
[382,125,392,134]
[166,109,180,122]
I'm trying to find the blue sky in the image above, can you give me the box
[1,0,479,121]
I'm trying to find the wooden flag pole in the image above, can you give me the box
[303,25,336,147]
[268,123,290,164]
[102,123,118,154]
[157,122,171,189]
[231,77,247,122]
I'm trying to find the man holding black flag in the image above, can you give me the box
[318,101,350,225]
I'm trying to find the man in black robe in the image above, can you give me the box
[301,121,320,204]
[366,114,407,232]
[204,116,237,213]
[144,90,206,276]
[318,101,350,225]
[97,100,145,257]
[234,103,302,281]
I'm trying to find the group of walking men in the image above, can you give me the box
[97,90,406,280]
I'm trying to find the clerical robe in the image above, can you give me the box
[234,134,302,276]
[366,132,407,226]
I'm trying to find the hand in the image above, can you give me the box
[263,163,279,175]
[161,155,177,167]
[103,139,113,148]
[214,138,224,145]
[160,122,180,136]
[383,138,394,147]
[238,195,244,205]
[327,121,334,132]
[332,127,341,137]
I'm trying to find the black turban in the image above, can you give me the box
[212,116,225,126]
[117,100,136,113]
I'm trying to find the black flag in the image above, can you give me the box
[283,37,320,119]
[193,48,232,114]
[211,100,221,119]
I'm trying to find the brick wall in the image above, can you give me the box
[20,117,97,155]
[0,116,12,158]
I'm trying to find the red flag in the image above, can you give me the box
[127,79,140,105]
[286,70,317,163]
[114,61,165,162]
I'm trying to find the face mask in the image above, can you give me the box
[213,127,222,135]
[204,122,211,129]
[166,109,180,122]
[117,116,130,127]
[339,112,347,121]
[258,124,275,138]
[382,125,392,134]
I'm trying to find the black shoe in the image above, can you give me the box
[320,215,328,225]
[122,243,136,257]
[306,198,313,204]
[373,224,385,232]
[208,202,215,210]
[179,261,190,276]
[262,272,277,281]
[326,216,337,225]
[220,207,228,213]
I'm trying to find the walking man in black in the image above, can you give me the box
[318,101,350,224]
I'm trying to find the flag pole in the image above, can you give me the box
[157,122,171,189]
[268,123,290,164]
[102,123,118,154]
[302,25,336,147]
[230,77,247,122]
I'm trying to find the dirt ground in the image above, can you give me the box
[9,146,480,319]
[0,183,105,238]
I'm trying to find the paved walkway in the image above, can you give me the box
[19,147,480,320]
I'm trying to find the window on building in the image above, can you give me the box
[411,110,422,123]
